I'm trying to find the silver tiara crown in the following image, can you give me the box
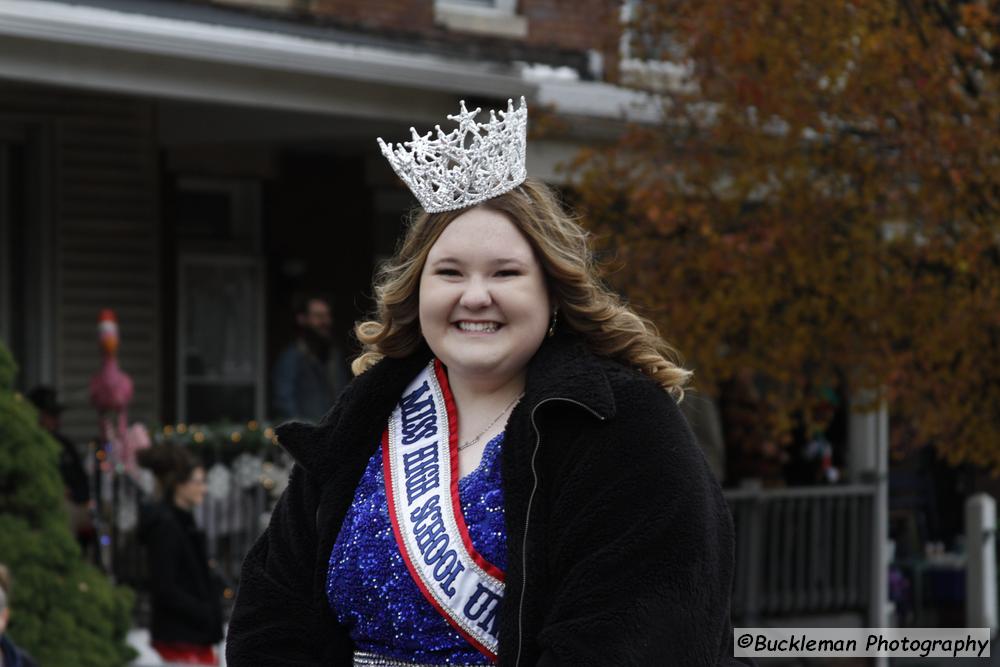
[377,97,528,213]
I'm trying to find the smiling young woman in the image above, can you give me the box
[227,102,748,666]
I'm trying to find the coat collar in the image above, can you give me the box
[275,332,616,474]
[521,331,616,419]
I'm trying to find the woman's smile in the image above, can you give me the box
[454,320,503,334]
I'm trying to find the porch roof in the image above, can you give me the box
[0,0,518,121]
[0,0,657,125]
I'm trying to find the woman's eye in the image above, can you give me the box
[436,269,460,276]
[496,270,520,277]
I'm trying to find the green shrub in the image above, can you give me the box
[0,342,136,666]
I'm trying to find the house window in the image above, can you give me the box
[441,0,516,10]
[619,0,693,93]
[174,179,265,424]
[434,0,527,39]
[177,254,264,423]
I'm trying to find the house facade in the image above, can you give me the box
[0,0,651,441]
[1,0,903,630]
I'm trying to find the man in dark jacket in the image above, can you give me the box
[27,386,94,550]
[229,333,750,666]
[271,294,349,423]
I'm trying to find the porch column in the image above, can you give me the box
[849,389,890,666]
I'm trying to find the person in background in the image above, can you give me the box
[137,444,223,666]
[27,386,94,552]
[271,294,348,422]
[0,564,38,667]
[785,384,843,486]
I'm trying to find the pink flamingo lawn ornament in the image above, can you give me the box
[88,309,146,472]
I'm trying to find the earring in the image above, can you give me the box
[547,307,558,338]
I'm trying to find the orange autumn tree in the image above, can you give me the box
[573,1,1000,473]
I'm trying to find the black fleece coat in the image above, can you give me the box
[227,333,746,666]
[138,502,224,646]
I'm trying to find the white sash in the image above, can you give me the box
[383,360,505,662]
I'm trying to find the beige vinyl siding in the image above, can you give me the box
[0,82,160,444]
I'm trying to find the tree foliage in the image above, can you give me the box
[0,342,136,666]
[573,1,1000,469]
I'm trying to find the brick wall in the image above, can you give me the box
[201,0,623,80]
[522,0,620,78]
[309,0,435,33]
[523,0,618,55]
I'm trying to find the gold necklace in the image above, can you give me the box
[458,392,524,451]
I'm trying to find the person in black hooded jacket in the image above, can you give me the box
[138,444,223,665]
[228,102,749,666]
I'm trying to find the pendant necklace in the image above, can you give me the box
[458,392,524,451]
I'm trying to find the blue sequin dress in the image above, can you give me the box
[327,432,507,664]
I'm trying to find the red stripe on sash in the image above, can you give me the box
[433,359,506,583]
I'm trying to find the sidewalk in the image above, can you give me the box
[126,628,997,665]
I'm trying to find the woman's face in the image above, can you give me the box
[419,207,551,387]
[173,466,207,510]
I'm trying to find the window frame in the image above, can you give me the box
[434,0,527,39]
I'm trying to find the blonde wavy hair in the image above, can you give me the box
[352,178,692,400]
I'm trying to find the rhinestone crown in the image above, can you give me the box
[377,97,528,213]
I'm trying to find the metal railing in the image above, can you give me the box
[100,470,879,627]
[725,482,877,623]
